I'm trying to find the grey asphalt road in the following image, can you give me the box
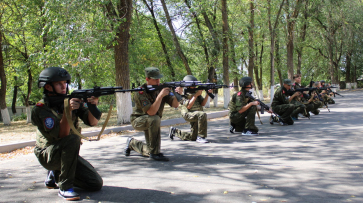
[1,90,362,203]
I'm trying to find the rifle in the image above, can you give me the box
[245,91,285,125]
[54,86,143,141]
[183,83,236,99]
[325,86,344,97]
[331,91,343,97]
[145,81,235,100]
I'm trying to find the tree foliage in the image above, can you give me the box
[1,0,363,111]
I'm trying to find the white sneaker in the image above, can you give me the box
[196,136,209,143]
[241,130,259,136]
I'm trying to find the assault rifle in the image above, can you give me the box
[245,91,285,125]
[145,81,235,100]
[325,87,344,97]
[183,83,235,99]
[331,91,343,97]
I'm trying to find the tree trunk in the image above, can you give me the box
[0,28,11,125]
[276,38,283,86]
[201,10,220,86]
[268,0,284,103]
[296,1,308,75]
[25,67,32,123]
[143,0,175,79]
[248,0,255,80]
[76,71,82,89]
[286,0,302,80]
[345,51,351,83]
[297,49,302,75]
[222,0,229,109]
[109,0,133,125]
[353,65,357,83]
[160,0,192,75]
[12,76,18,114]
[286,20,295,80]
[229,29,239,92]
[259,36,264,99]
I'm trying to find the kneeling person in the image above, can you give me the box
[228,77,262,135]
[125,67,180,161]
[169,75,212,143]
[32,67,103,201]
[271,79,300,125]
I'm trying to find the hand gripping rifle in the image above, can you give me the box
[146,81,236,100]
[60,86,143,141]
[245,91,285,125]
[325,86,344,97]
[182,82,236,99]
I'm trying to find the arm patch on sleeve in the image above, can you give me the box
[44,117,55,129]
[142,100,149,106]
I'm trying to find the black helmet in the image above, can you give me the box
[320,80,325,83]
[38,67,71,88]
[239,77,252,88]
[183,75,198,81]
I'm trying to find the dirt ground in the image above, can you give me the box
[0,105,226,145]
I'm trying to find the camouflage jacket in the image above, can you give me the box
[180,92,204,116]
[31,97,91,148]
[131,83,175,120]
[271,87,290,108]
[228,89,250,114]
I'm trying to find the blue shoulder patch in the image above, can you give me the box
[44,117,55,129]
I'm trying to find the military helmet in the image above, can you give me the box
[38,67,71,88]
[239,77,252,88]
[183,75,198,81]
[320,80,326,83]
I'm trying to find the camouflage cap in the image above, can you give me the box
[283,79,293,85]
[145,67,163,79]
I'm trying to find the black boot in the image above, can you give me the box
[124,137,133,156]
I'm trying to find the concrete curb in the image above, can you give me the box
[0,110,229,153]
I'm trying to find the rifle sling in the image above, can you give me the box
[95,102,113,141]
[64,98,90,140]
[256,108,263,125]
[63,98,113,141]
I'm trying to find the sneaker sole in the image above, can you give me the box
[58,193,80,201]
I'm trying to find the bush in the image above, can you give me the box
[12,113,27,121]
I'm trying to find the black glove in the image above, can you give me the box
[87,102,102,120]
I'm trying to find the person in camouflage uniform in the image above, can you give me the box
[32,67,103,201]
[124,67,180,161]
[291,74,320,117]
[228,77,271,135]
[320,80,335,104]
[271,79,301,125]
[168,75,212,143]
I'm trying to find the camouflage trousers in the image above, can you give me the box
[229,105,258,132]
[309,100,322,114]
[130,115,161,156]
[34,134,103,191]
[324,94,335,104]
[290,100,306,118]
[175,111,207,141]
[272,103,295,123]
